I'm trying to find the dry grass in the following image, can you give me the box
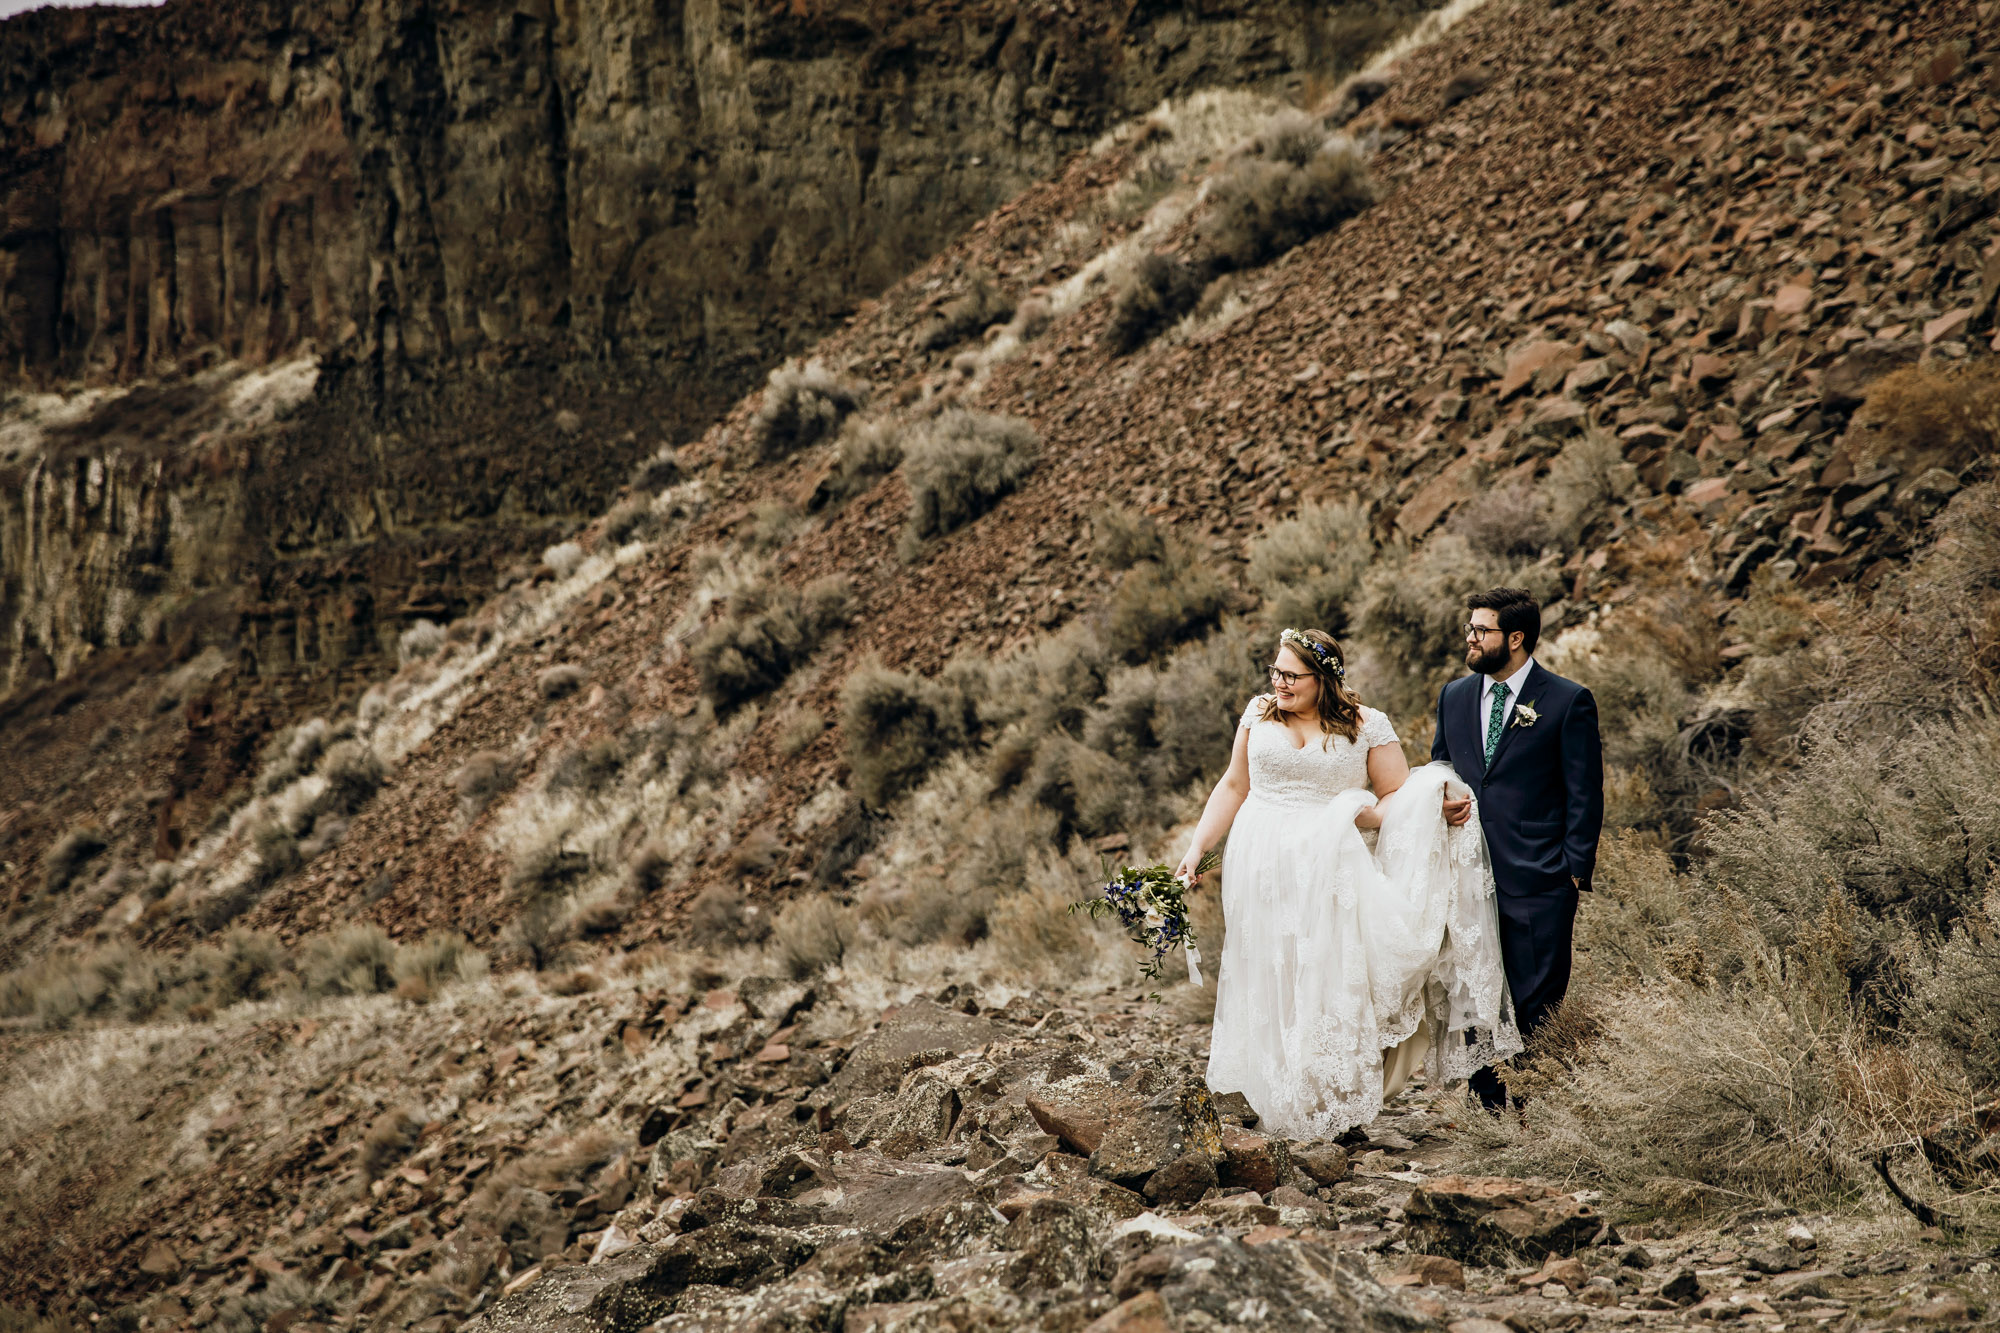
[691,575,853,710]
[1853,357,2000,465]
[839,663,972,808]
[39,824,107,896]
[770,897,854,979]
[1247,500,1374,633]
[455,750,518,821]
[752,358,868,459]
[1107,253,1205,353]
[898,411,1038,559]
[922,271,1013,351]
[776,708,825,757]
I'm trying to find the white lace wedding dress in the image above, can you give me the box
[1204,695,1523,1140]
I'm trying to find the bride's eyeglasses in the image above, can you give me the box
[1267,665,1308,686]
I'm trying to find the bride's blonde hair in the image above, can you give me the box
[1260,628,1364,743]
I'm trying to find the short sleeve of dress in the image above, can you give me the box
[1358,706,1399,749]
[1240,694,1271,730]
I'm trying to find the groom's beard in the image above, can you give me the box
[1466,642,1510,675]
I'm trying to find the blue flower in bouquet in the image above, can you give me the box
[1070,849,1219,984]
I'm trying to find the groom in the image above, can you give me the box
[1432,587,1603,1111]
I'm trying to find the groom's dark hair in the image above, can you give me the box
[1466,587,1541,654]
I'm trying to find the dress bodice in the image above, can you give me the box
[1241,694,1400,809]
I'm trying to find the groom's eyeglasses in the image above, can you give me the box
[1463,623,1507,640]
[1267,666,1307,686]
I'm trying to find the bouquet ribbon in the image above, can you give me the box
[1177,874,1204,987]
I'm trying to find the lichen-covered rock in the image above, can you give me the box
[1088,1079,1223,1186]
[832,1000,1002,1098]
[1000,1199,1111,1290]
[1401,1176,1598,1265]
[463,1223,816,1332]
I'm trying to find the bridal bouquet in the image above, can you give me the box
[1069,850,1219,986]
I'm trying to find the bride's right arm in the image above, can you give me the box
[1175,723,1253,883]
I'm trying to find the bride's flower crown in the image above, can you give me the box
[1280,627,1345,679]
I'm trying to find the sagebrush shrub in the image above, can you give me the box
[299,925,398,998]
[314,740,383,819]
[398,619,445,664]
[537,664,588,700]
[1102,544,1227,664]
[627,446,682,494]
[1447,483,1549,559]
[687,883,770,949]
[1201,134,1375,275]
[543,541,585,580]
[752,358,868,459]
[692,574,853,709]
[455,750,518,820]
[603,496,658,545]
[1246,500,1374,633]
[1854,357,2000,465]
[40,824,108,895]
[840,664,971,808]
[819,418,904,508]
[1540,430,1620,549]
[360,1107,423,1179]
[255,718,330,796]
[922,271,1013,350]
[549,737,627,795]
[770,897,852,979]
[1108,253,1204,353]
[899,410,1038,557]
[1092,508,1169,571]
[777,708,825,757]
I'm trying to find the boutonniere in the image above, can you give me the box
[1512,700,1541,729]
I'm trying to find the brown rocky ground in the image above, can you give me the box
[2,947,1990,1331]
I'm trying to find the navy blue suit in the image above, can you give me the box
[1431,661,1603,1105]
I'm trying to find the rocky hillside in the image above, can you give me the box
[3,0,1999,1326]
[9,0,1992,950]
[0,0,1407,698]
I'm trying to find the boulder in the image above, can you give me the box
[867,1066,961,1157]
[1747,1246,1803,1275]
[1138,1235,1429,1330]
[1401,1175,1598,1264]
[676,1188,817,1234]
[1141,1153,1217,1208]
[1026,1074,1136,1155]
[801,1153,981,1234]
[736,976,815,1022]
[463,1224,815,1332]
[1088,1079,1224,1185]
[1293,1144,1351,1186]
[1658,1268,1704,1305]
[1001,1199,1110,1289]
[1397,1254,1465,1289]
[831,1000,1001,1097]
[1218,1126,1290,1194]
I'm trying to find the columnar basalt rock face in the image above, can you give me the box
[0,0,1405,696]
[1,0,1391,386]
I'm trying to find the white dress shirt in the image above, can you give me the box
[1479,656,1537,731]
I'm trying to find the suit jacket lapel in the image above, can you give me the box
[1484,662,1544,773]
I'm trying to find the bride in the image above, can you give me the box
[1175,627,1521,1140]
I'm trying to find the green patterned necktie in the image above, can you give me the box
[1484,681,1511,765]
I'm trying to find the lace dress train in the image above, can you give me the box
[1204,697,1522,1141]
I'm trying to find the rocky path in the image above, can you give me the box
[456,978,1985,1333]
[5,959,1987,1330]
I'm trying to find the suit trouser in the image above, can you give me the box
[1469,880,1578,1108]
